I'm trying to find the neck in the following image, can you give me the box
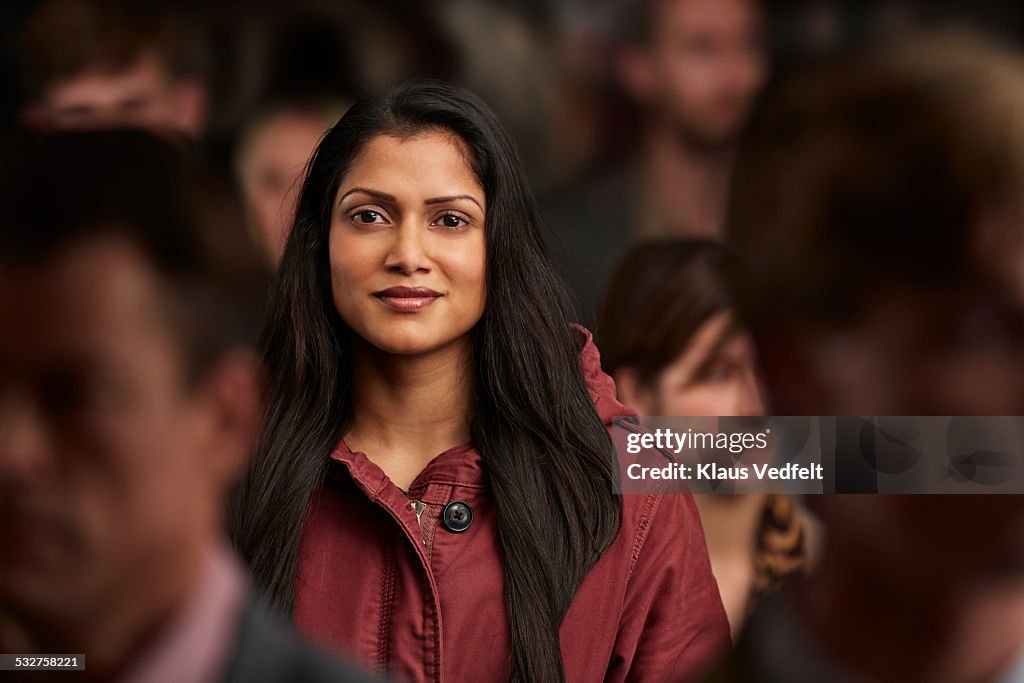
[8,536,210,682]
[694,493,767,559]
[640,121,735,238]
[801,546,1024,683]
[346,336,475,489]
[694,494,767,636]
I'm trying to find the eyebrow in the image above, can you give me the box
[338,187,397,205]
[691,321,743,378]
[338,188,484,212]
[425,195,484,211]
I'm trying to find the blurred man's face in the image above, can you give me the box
[623,0,767,148]
[39,53,203,135]
[768,286,1024,581]
[774,288,1024,417]
[0,237,242,627]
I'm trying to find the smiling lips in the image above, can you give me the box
[373,286,443,312]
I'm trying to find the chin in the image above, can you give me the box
[362,325,463,357]
[344,307,479,357]
[374,338,445,356]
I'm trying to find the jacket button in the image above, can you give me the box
[442,500,473,533]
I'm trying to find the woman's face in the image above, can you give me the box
[618,312,766,416]
[239,111,331,266]
[329,131,487,356]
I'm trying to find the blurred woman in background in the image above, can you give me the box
[230,81,729,683]
[234,98,347,266]
[599,239,808,637]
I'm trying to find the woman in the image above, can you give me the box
[598,239,809,638]
[234,97,348,267]
[230,81,729,683]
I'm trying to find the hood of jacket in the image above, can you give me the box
[573,324,636,427]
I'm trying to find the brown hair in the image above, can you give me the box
[21,0,197,94]
[597,239,733,383]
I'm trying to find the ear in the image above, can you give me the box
[613,367,658,416]
[615,44,657,105]
[174,78,208,137]
[195,350,261,487]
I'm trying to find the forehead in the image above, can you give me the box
[0,238,169,363]
[46,53,171,107]
[657,0,759,35]
[337,131,483,202]
[245,112,328,168]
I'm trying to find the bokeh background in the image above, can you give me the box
[2,0,1023,192]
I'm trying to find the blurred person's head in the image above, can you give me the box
[20,0,206,135]
[729,29,1024,418]
[235,99,347,267]
[729,30,1024,586]
[0,131,265,665]
[617,0,768,150]
[599,239,765,416]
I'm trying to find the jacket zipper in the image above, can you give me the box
[376,539,396,676]
[410,498,427,526]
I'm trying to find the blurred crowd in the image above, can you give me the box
[1,0,1022,279]
[4,1,1024,682]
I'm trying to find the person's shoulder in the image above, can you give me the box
[619,486,704,568]
[221,596,376,683]
[609,418,704,573]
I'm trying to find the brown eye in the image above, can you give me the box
[434,213,468,229]
[352,210,384,224]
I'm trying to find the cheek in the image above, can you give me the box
[96,407,195,503]
[659,383,730,417]
[255,186,286,214]
[439,236,487,313]
[663,56,702,91]
[76,373,211,551]
[55,421,172,574]
[328,231,377,310]
[282,183,302,214]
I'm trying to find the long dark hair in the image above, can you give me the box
[230,80,621,683]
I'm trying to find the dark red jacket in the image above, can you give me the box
[294,330,730,682]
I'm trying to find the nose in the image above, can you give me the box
[733,367,767,416]
[0,390,50,488]
[383,220,431,275]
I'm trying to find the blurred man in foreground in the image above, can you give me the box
[708,30,1024,682]
[19,0,207,135]
[0,131,370,682]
